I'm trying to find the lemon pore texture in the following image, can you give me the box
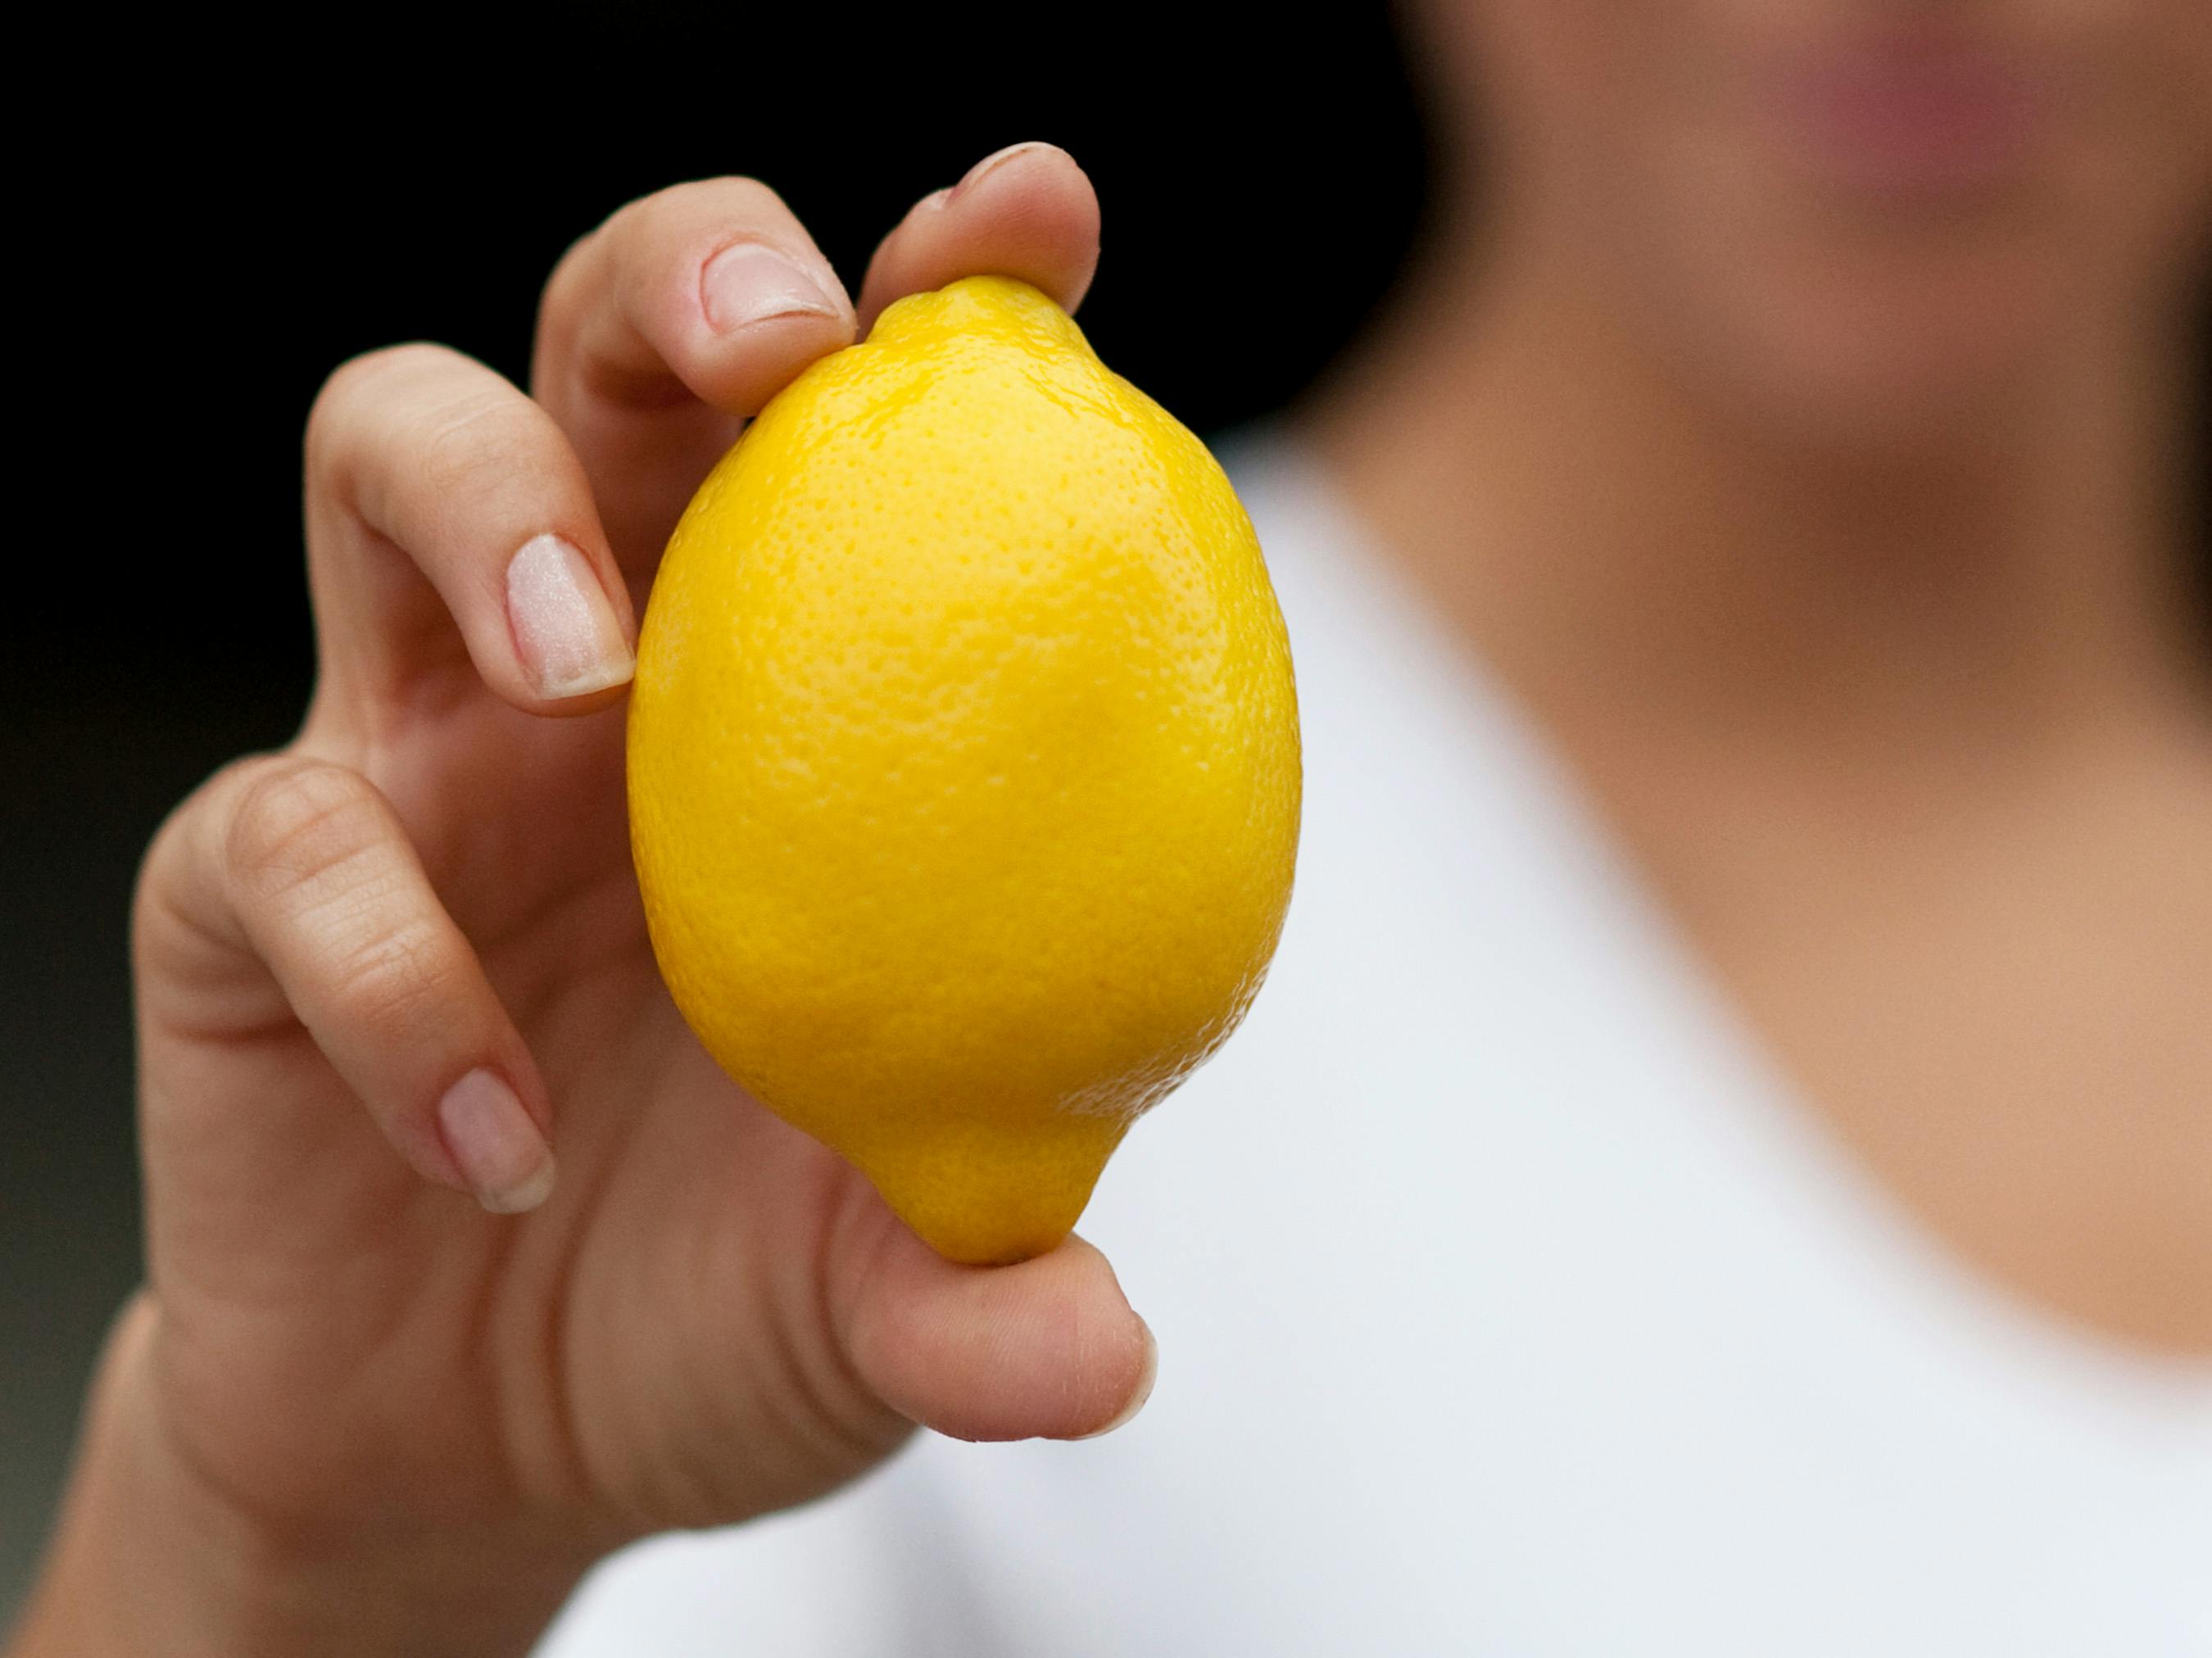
[628,276,1300,1263]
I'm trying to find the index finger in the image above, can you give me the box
[531,178,857,567]
[538,177,858,420]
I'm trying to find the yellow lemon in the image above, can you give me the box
[628,276,1300,1263]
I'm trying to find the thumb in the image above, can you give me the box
[836,1224,1158,1443]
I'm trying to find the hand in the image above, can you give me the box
[11,144,1153,1658]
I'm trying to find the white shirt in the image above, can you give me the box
[541,433,2212,1656]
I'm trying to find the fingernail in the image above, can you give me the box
[505,534,634,700]
[437,1069,556,1214]
[1077,1319,1158,1439]
[945,141,1050,206]
[701,241,847,333]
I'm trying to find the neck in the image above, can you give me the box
[1307,224,2208,775]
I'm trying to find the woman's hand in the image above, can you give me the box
[12,144,1152,1658]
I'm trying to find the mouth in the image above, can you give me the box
[1765,28,2056,202]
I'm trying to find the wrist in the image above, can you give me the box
[10,1295,605,1658]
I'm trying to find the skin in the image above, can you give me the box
[12,2,2212,1652]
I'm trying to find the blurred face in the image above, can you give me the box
[1422,0,2212,446]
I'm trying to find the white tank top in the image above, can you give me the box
[540,431,2212,1657]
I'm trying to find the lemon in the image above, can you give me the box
[628,276,1300,1263]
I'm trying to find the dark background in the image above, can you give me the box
[1,3,1435,1612]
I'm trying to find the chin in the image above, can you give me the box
[1645,217,2129,457]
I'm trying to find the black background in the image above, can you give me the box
[2,2,1436,1610]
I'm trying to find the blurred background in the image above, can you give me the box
[0,2,1433,1610]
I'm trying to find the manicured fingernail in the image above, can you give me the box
[505,534,633,700]
[701,242,846,333]
[946,141,1051,206]
[1077,1319,1158,1439]
[437,1069,555,1214]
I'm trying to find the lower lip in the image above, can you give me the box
[1770,39,2047,198]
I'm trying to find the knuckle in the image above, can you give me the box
[306,342,547,531]
[222,758,392,907]
[139,760,226,896]
[333,917,468,1046]
[406,383,543,501]
[131,761,246,952]
[628,176,786,258]
[307,344,456,455]
[539,225,601,321]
